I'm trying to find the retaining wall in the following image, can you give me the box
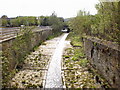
[83,36,120,88]
[1,28,52,70]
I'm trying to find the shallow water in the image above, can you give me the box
[45,33,69,88]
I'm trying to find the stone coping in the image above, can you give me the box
[83,35,120,52]
[0,28,52,43]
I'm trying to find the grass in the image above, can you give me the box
[67,32,83,47]
[78,58,88,67]
[47,32,62,40]
[32,32,62,52]
[70,37,83,47]
[65,32,88,67]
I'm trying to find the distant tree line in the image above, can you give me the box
[68,1,120,43]
[1,15,38,27]
[37,12,65,32]
[1,12,67,32]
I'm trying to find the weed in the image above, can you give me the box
[78,59,88,67]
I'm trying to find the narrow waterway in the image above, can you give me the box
[10,33,69,88]
[45,33,69,88]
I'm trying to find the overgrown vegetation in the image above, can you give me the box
[2,21,64,87]
[66,32,87,68]
[2,27,35,87]
[68,1,120,43]
[1,11,67,87]
[64,2,118,88]
[12,27,34,64]
[63,34,97,88]
[63,32,109,88]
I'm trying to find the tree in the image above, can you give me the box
[10,16,38,27]
[95,2,120,42]
[10,19,19,27]
[1,15,8,19]
[1,15,9,27]
[48,13,65,32]
[68,10,91,36]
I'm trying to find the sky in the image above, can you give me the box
[0,0,99,18]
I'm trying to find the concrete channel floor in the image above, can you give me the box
[10,33,69,88]
[45,33,69,88]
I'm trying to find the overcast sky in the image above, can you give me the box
[0,0,99,18]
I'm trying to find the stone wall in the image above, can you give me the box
[1,28,52,70]
[83,36,120,88]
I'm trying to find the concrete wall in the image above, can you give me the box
[83,36,120,88]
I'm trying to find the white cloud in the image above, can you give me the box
[0,0,99,18]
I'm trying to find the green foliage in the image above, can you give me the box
[71,47,85,62]
[68,10,91,36]
[1,15,9,26]
[46,29,62,40]
[38,12,65,33]
[1,15,38,27]
[66,32,87,67]
[70,36,83,47]
[10,19,19,27]
[38,16,49,26]
[1,53,17,87]
[1,19,8,27]
[11,16,37,27]
[12,27,33,63]
[1,13,66,34]
[1,55,10,87]
[94,2,120,43]
[68,2,120,43]
[2,27,34,87]
[48,13,65,32]
[67,32,83,47]
[78,59,88,67]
